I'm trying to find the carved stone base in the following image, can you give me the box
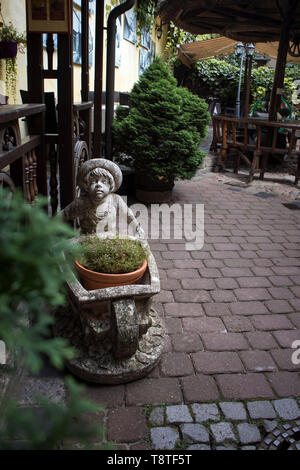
[53,306,165,384]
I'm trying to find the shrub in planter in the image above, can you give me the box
[112,57,210,202]
[75,235,148,290]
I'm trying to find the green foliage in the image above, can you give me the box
[79,235,147,274]
[0,189,108,449]
[250,66,275,99]
[3,58,17,104]
[105,0,157,45]
[193,58,240,107]
[219,51,269,69]
[0,21,26,52]
[0,377,109,450]
[0,190,79,373]
[250,66,299,110]
[166,22,200,53]
[113,57,210,180]
[135,0,157,41]
[0,21,26,103]
[166,22,219,54]
[175,57,300,112]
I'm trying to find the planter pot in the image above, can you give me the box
[75,258,148,290]
[135,171,175,203]
[0,41,17,59]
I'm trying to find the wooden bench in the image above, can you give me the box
[211,115,300,184]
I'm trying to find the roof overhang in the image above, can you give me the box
[159,0,300,43]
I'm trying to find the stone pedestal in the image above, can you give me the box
[54,306,164,384]
[54,245,165,384]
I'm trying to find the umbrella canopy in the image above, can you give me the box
[159,0,300,44]
[177,36,300,66]
[159,0,300,120]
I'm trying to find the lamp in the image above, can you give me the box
[155,19,163,40]
[235,42,244,57]
[246,43,255,57]
[234,42,255,118]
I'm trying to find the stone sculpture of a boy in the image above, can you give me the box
[63,158,144,238]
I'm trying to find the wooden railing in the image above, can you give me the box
[211,115,300,184]
[46,100,93,216]
[0,104,45,202]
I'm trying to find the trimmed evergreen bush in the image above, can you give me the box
[112,57,210,181]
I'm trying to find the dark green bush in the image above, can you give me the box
[113,57,210,181]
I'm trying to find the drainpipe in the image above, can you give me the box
[105,0,136,160]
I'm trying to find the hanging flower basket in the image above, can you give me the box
[0,41,17,59]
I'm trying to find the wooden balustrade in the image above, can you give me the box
[211,115,300,184]
[0,104,45,202]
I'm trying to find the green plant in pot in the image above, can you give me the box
[112,57,210,202]
[75,235,148,290]
[0,21,26,102]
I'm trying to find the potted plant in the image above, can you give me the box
[75,235,148,290]
[112,57,210,202]
[0,21,26,102]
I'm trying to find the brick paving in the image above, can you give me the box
[14,168,300,450]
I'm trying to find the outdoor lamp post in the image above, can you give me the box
[234,42,255,118]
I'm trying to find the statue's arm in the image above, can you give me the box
[116,195,145,238]
[62,199,82,221]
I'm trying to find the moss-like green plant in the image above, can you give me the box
[79,236,147,274]
[113,57,210,181]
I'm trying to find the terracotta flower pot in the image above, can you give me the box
[75,258,147,291]
[0,41,18,59]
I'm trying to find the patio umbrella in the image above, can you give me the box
[177,36,300,66]
[159,0,300,120]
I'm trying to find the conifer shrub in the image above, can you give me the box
[112,57,210,182]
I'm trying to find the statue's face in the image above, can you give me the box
[89,175,111,202]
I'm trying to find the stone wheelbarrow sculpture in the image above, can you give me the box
[54,158,165,384]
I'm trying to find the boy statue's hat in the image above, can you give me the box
[77,158,122,192]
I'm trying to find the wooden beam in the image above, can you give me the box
[244,55,253,118]
[81,0,89,102]
[93,0,105,158]
[213,6,281,27]
[26,33,47,197]
[81,0,91,155]
[57,33,75,209]
[269,19,291,121]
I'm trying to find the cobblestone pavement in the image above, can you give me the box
[14,169,300,451]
